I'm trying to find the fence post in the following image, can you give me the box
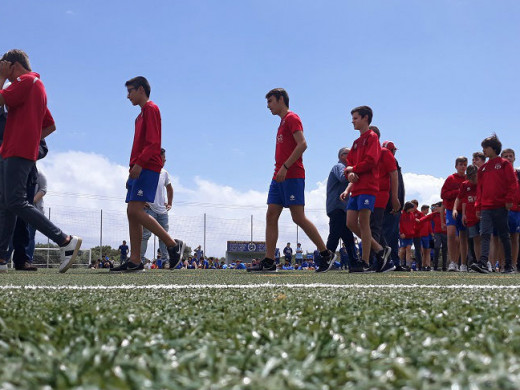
[100,209,103,260]
[203,213,206,257]
[251,214,253,242]
[47,207,51,268]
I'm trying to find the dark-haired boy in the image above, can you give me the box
[249,88,336,273]
[501,148,520,271]
[441,157,468,272]
[341,106,390,272]
[0,49,82,273]
[459,165,480,266]
[472,135,518,273]
[472,152,486,168]
[112,76,184,272]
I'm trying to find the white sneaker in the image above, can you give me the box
[59,235,82,273]
[487,261,493,272]
[460,264,468,272]
[0,262,7,273]
[448,262,459,272]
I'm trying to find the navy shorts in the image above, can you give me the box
[267,179,305,207]
[446,209,466,232]
[468,223,480,238]
[400,238,413,248]
[347,194,375,212]
[421,236,430,249]
[126,169,160,203]
[509,210,520,234]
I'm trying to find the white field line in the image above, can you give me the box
[0,283,520,290]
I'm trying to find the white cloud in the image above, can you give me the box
[34,152,447,259]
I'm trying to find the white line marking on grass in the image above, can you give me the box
[1,283,520,290]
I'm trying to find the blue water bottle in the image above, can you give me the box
[411,260,417,271]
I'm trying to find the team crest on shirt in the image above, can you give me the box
[353,142,358,150]
[277,134,283,143]
[495,164,502,170]
[468,196,475,202]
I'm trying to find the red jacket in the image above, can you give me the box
[420,212,446,234]
[416,212,433,237]
[459,180,478,227]
[345,129,380,197]
[130,101,163,173]
[476,157,518,211]
[400,211,416,238]
[441,173,466,211]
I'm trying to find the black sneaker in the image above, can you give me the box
[247,258,277,272]
[381,262,396,273]
[168,239,186,270]
[394,264,411,272]
[125,261,144,272]
[470,262,490,274]
[315,250,337,273]
[349,261,368,273]
[501,267,514,274]
[15,262,37,271]
[110,263,129,272]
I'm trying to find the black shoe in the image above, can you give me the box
[125,261,144,272]
[349,261,368,273]
[247,258,277,272]
[15,262,37,271]
[394,265,411,272]
[470,262,489,274]
[110,263,129,272]
[502,267,514,274]
[381,262,396,273]
[315,250,337,273]
[168,239,186,270]
[423,266,432,272]
[370,246,391,272]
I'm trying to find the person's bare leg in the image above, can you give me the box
[422,247,430,267]
[266,204,283,259]
[447,225,459,265]
[289,205,326,251]
[346,209,383,254]
[511,233,519,270]
[473,235,481,262]
[127,201,176,264]
[459,230,468,266]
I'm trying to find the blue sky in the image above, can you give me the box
[4,0,520,257]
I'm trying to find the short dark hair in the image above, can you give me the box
[455,156,468,166]
[501,148,515,157]
[368,125,380,139]
[125,76,151,97]
[472,151,485,161]
[161,148,166,154]
[411,199,419,206]
[466,164,478,178]
[421,205,429,211]
[481,134,502,155]
[265,88,289,108]
[404,201,415,212]
[1,49,31,71]
[351,106,373,124]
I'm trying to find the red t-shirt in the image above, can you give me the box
[273,112,305,180]
[345,129,380,197]
[458,180,478,227]
[130,101,163,173]
[476,157,518,210]
[0,72,53,161]
[375,147,397,208]
[420,212,446,234]
[441,173,466,211]
[512,170,520,212]
[413,210,425,237]
[400,210,416,238]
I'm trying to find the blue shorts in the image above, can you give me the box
[509,211,520,234]
[267,179,305,207]
[446,209,466,232]
[468,223,480,238]
[346,194,375,212]
[125,169,160,203]
[400,238,413,248]
[421,236,430,249]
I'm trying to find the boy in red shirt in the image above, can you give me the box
[249,88,336,273]
[458,165,480,263]
[111,76,184,272]
[416,204,433,271]
[440,157,467,272]
[419,202,447,271]
[471,134,518,273]
[501,148,520,271]
[0,49,81,273]
[399,202,416,266]
[341,106,390,272]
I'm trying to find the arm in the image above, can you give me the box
[276,130,307,183]
[462,202,467,226]
[452,197,460,218]
[389,170,400,212]
[340,182,353,201]
[41,124,56,139]
[166,183,173,211]
[439,204,446,229]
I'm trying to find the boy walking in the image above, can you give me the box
[112,76,184,272]
[471,135,517,273]
[0,49,81,273]
[249,88,336,273]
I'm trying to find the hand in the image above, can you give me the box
[129,164,142,179]
[462,215,467,226]
[476,210,480,219]
[339,190,349,201]
[348,172,359,183]
[0,61,13,79]
[452,209,458,219]
[275,165,287,183]
[506,203,513,211]
[391,197,401,214]
[345,166,354,174]
[441,222,447,230]
[165,203,172,211]
[400,233,405,239]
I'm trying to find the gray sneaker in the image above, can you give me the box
[59,235,82,273]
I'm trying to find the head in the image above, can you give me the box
[1,49,31,80]
[125,76,151,106]
[411,199,419,210]
[351,106,373,131]
[501,148,515,165]
[297,243,301,247]
[161,148,166,165]
[466,164,478,183]
[123,240,126,245]
[286,242,290,247]
[382,140,397,155]
[403,201,415,212]
[481,134,502,158]
[338,147,349,163]
[472,151,486,168]
[421,205,429,215]
[455,156,468,175]
[266,88,289,116]
[368,125,380,139]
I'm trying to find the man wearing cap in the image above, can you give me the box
[368,126,400,272]
[380,139,407,270]
[325,147,361,271]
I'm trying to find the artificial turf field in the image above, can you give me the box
[2,270,520,389]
